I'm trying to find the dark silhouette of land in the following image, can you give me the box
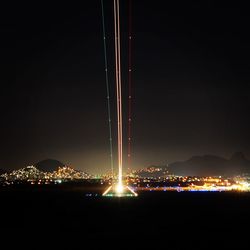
[35,159,65,172]
[2,152,250,178]
[168,152,250,176]
[134,152,250,178]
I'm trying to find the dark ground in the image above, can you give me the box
[1,184,249,249]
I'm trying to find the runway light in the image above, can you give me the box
[116,183,124,194]
[103,183,138,197]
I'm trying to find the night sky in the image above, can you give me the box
[1,0,250,173]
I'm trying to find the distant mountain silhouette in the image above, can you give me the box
[168,152,250,176]
[35,159,65,172]
[230,152,248,164]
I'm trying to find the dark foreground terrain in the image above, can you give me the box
[1,184,250,249]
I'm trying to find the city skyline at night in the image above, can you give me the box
[1,1,250,174]
[1,1,250,249]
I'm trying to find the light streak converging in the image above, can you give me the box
[114,0,123,187]
[102,0,137,197]
[101,0,114,177]
[127,0,132,169]
[102,185,112,196]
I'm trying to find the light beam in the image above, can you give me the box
[102,0,137,197]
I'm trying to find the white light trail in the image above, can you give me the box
[114,0,123,187]
[102,0,137,197]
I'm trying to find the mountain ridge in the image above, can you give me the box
[168,152,250,176]
[35,159,65,173]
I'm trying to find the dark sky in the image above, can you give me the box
[1,0,250,174]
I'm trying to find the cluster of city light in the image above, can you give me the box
[133,167,163,174]
[1,164,249,194]
[47,166,91,180]
[131,176,250,192]
[1,166,45,182]
[0,165,91,185]
[115,168,250,193]
[136,185,250,192]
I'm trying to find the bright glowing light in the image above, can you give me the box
[116,183,124,194]
[102,183,137,197]
[102,185,112,196]
[101,1,138,198]
[127,185,138,196]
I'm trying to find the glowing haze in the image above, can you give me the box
[1,1,250,174]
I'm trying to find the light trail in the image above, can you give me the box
[101,0,114,178]
[127,185,138,196]
[114,0,120,181]
[117,0,123,186]
[102,185,112,196]
[114,0,123,186]
[127,0,132,169]
[102,0,137,197]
